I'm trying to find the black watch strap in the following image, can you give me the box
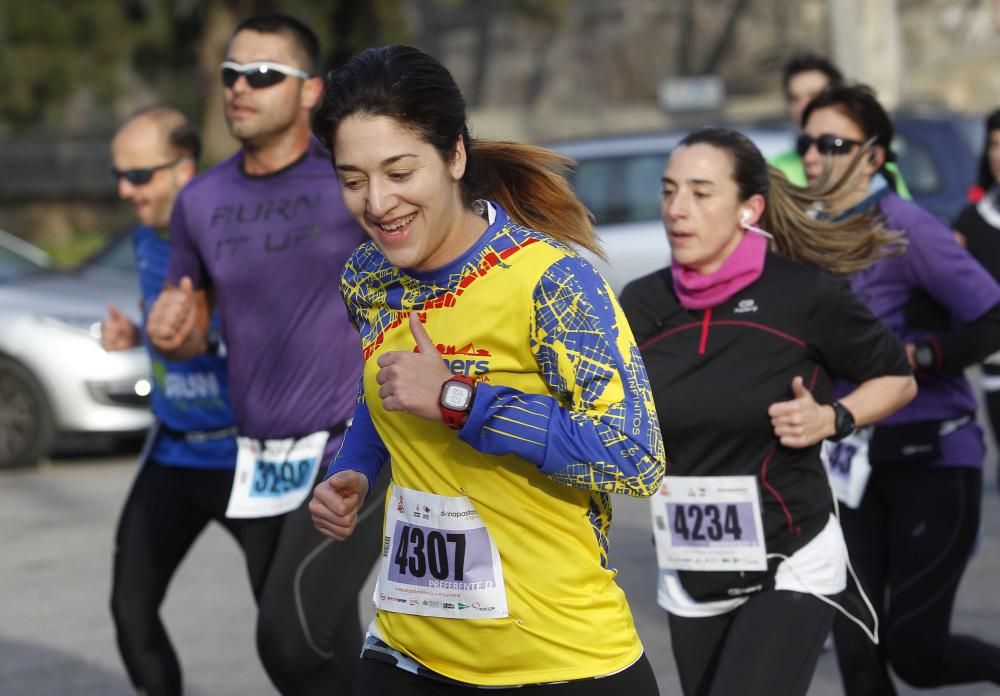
[829,401,856,442]
[204,328,222,356]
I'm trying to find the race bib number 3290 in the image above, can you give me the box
[226,432,329,519]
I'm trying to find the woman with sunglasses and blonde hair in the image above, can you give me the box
[798,85,1000,695]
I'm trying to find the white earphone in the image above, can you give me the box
[740,209,751,225]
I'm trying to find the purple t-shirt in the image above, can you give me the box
[167,142,365,440]
[848,193,1000,467]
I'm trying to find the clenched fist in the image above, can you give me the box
[147,276,200,356]
[310,470,370,541]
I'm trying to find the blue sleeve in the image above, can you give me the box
[458,256,665,497]
[324,391,389,494]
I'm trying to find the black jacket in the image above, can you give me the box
[621,252,910,565]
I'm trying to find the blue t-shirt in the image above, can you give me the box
[134,225,237,468]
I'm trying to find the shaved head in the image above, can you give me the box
[115,106,201,162]
[111,106,200,228]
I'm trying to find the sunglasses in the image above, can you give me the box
[220,60,311,89]
[111,159,181,186]
[796,133,864,157]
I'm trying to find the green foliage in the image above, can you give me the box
[0,0,410,137]
[0,1,133,133]
[37,230,109,268]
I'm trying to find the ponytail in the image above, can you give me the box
[463,140,603,260]
[763,146,906,276]
[312,45,603,260]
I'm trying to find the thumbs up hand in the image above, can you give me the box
[767,376,835,448]
[147,276,199,354]
[100,302,139,351]
[375,311,451,420]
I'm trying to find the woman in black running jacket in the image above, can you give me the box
[620,127,916,696]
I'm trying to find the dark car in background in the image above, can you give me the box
[892,111,982,223]
[547,112,980,293]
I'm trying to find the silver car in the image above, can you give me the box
[548,127,791,294]
[0,228,52,279]
[0,233,152,468]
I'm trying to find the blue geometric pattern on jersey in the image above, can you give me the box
[333,206,664,560]
[460,255,663,498]
[341,220,552,359]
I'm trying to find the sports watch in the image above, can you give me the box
[829,401,856,442]
[913,341,937,372]
[439,375,476,429]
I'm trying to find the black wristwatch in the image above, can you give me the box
[204,328,223,356]
[913,341,937,372]
[829,401,856,442]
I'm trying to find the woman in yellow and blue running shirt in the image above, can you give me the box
[308,45,665,694]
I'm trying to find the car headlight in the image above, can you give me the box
[36,314,103,341]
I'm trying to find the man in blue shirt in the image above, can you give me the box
[103,106,278,696]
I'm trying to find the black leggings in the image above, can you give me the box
[983,362,1000,492]
[352,652,659,695]
[668,590,833,696]
[110,457,387,696]
[833,464,1000,694]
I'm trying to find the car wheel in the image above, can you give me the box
[0,356,53,468]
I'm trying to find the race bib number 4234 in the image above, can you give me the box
[651,475,767,572]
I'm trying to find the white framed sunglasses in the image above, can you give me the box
[220,60,311,89]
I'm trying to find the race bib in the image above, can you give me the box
[651,476,767,572]
[376,485,507,620]
[821,427,872,509]
[226,431,329,518]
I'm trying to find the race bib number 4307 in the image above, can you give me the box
[376,485,507,620]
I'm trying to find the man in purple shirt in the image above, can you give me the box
[147,14,380,696]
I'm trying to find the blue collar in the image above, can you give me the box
[833,186,891,222]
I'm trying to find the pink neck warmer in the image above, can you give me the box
[671,231,767,310]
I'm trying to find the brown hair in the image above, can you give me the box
[763,146,905,274]
[679,127,904,275]
[312,45,603,259]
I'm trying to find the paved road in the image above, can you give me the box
[1,451,998,695]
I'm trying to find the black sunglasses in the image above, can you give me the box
[796,133,864,157]
[111,159,181,186]
[220,60,311,89]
